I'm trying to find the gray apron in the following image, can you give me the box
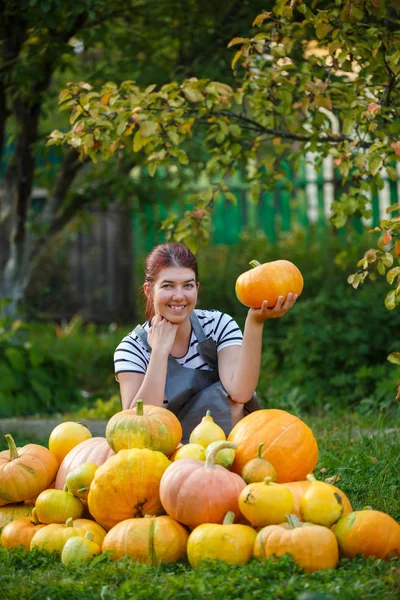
[134,312,260,442]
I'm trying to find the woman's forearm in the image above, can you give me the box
[228,315,264,403]
[129,349,169,409]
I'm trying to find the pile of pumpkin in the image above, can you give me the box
[1,401,399,572]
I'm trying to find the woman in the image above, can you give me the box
[114,243,298,441]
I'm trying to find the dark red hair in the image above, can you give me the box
[142,243,199,320]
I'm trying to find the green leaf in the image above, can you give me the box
[384,289,397,310]
[140,121,159,137]
[224,192,237,205]
[231,50,243,70]
[369,156,383,176]
[5,348,26,372]
[133,130,143,152]
[227,37,247,48]
[177,150,189,165]
[387,352,400,365]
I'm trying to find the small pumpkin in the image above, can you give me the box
[0,504,34,530]
[299,474,344,527]
[172,444,206,462]
[187,511,256,567]
[189,410,226,448]
[61,530,101,565]
[0,509,45,550]
[102,515,188,565]
[0,434,58,504]
[159,441,246,528]
[254,514,339,573]
[49,421,92,466]
[334,508,400,559]
[35,488,84,524]
[88,448,171,530]
[241,442,277,484]
[70,518,107,546]
[228,409,318,483]
[65,462,98,500]
[30,517,87,554]
[239,477,294,527]
[235,258,303,309]
[55,437,115,491]
[282,479,352,520]
[206,440,235,468]
[106,399,182,456]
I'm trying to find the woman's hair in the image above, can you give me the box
[142,243,199,320]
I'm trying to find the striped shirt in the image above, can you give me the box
[114,309,243,377]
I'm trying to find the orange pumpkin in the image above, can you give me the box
[55,437,115,490]
[49,421,92,466]
[88,448,171,530]
[282,479,352,519]
[106,399,182,456]
[68,518,107,546]
[241,442,277,484]
[187,511,257,567]
[254,514,339,573]
[0,434,58,504]
[159,441,246,528]
[334,509,400,559]
[228,409,318,483]
[102,515,188,565]
[0,504,34,530]
[0,509,45,551]
[235,259,303,309]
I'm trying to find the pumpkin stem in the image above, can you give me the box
[65,517,74,527]
[205,441,238,469]
[63,484,69,492]
[264,476,272,485]
[4,434,19,461]
[84,531,94,541]
[285,514,303,529]
[257,442,265,459]
[223,511,235,525]
[306,473,317,483]
[362,506,373,511]
[136,399,144,416]
[249,260,261,268]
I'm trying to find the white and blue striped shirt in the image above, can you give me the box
[114,309,243,377]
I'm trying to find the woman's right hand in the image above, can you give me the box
[147,314,179,355]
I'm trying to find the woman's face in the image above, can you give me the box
[145,266,199,323]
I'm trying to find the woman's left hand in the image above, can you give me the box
[248,293,298,323]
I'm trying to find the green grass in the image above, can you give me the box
[0,413,399,599]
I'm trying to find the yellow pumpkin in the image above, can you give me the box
[30,518,87,554]
[299,474,344,527]
[102,515,188,565]
[282,479,353,519]
[49,421,92,466]
[105,399,182,456]
[88,448,170,530]
[65,462,98,500]
[187,511,256,567]
[189,410,226,447]
[35,489,84,524]
[0,504,34,530]
[61,531,101,565]
[254,514,339,573]
[238,477,294,527]
[172,444,206,461]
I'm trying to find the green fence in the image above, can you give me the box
[132,163,400,254]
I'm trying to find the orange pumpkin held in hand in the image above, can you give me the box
[235,259,303,309]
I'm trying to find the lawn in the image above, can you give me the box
[0,412,399,600]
